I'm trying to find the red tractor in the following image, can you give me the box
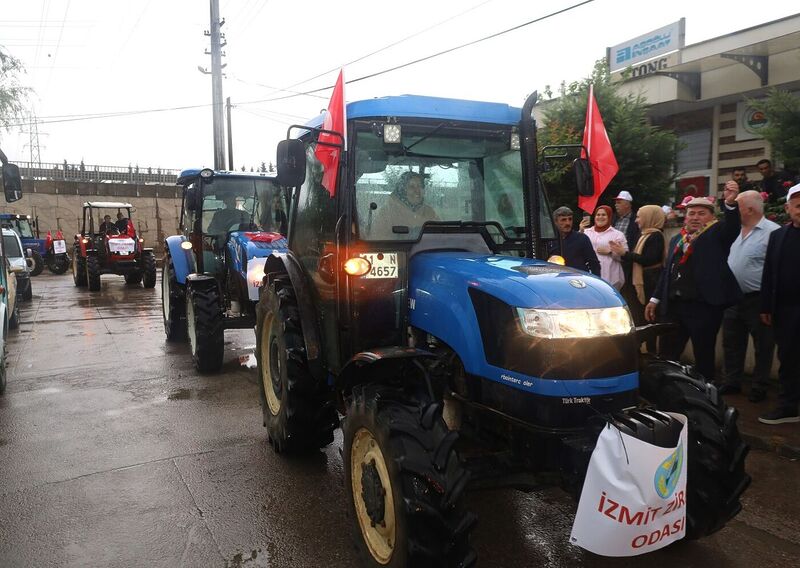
[72,201,156,291]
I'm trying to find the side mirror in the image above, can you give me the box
[356,150,388,174]
[185,187,199,212]
[572,158,594,197]
[276,139,307,187]
[25,248,32,258]
[2,162,23,203]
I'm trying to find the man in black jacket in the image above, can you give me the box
[758,184,800,424]
[645,182,742,383]
[547,206,600,275]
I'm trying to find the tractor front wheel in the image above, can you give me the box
[186,281,224,373]
[124,272,143,285]
[162,257,186,341]
[343,384,476,568]
[639,354,751,539]
[47,254,70,274]
[256,276,337,453]
[72,248,87,287]
[29,251,44,277]
[86,255,101,291]
[142,252,157,288]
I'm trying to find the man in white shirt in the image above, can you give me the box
[719,190,780,402]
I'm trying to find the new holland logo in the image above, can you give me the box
[654,442,684,499]
[569,279,586,289]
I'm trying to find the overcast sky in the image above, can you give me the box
[0,1,796,172]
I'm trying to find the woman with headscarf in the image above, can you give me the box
[609,204,667,326]
[370,171,438,239]
[581,205,628,289]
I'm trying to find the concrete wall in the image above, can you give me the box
[1,179,183,254]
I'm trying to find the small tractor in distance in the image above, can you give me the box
[255,93,750,566]
[163,169,287,373]
[72,201,156,292]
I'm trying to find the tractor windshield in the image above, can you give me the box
[353,123,555,242]
[11,219,35,239]
[200,177,282,237]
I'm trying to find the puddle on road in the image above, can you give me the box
[166,387,226,401]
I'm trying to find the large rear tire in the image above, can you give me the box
[29,251,44,277]
[72,248,87,287]
[21,280,32,301]
[639,354,751,539]
[255,276,337,453]
[142,252,157,288]
[124,272,143,285]
[162,257,186,342]
[9,301,20,329]
[86,255,101,291]
[186,281,224,373]
[343,384,476,568]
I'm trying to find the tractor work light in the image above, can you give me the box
[516,306,633,339]
[180,241,193,250]
[199,168,214,179]
[383,123,402,144]
[343,257,371,277]
[510,132,520,150]
[547,255,565,265]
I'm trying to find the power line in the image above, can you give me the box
[8,0,593,127]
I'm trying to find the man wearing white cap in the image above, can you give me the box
[758,183,800,424]
[645,182,742,383]
[613,190,640,251]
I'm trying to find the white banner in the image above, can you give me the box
[108,238,136,254]
[53,240,67,254]
[570,412,688,556]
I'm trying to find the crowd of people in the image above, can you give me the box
[550,167,800,426]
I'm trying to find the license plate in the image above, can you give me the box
[53,240,67,254]
[359,253,398,279]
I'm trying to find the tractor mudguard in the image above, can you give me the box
[263,252,324,379]
[165,235,197,285]
[185,273,218,288]
[337,347,437,394]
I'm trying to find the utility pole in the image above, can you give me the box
[226,97,234,171]
[200,0,227,170]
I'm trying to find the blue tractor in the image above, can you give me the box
[0,214,44,276]
[163,169,288,373]
[256,93,750,566]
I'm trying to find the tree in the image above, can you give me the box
[0,47,29,131]
[537,60,679,213]
[749,89,800,171]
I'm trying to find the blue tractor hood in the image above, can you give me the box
[408,252,637,398]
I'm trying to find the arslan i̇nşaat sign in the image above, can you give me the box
[608,19,685,73]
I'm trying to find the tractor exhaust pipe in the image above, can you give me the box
[520,92,543,260]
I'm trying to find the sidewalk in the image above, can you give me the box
[723,383,800,459]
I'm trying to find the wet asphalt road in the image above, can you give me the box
[1,272,799,568]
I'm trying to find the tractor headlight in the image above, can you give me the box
[516,306,633,339]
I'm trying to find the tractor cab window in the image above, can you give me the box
[354,125,555,244]
[12,219,35,239]
[200,177,281,237]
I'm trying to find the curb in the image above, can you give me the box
[740,431,800,460]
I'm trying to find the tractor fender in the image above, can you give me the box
[185,273,218,289]
[337,347,438,395]
[165,235,197,285]
[263,252,324,376]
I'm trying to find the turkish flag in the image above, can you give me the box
[315,69,347,197]
[578,84,618,214]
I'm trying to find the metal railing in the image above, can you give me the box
[18,161,181,184]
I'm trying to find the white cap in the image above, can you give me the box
[788,182,800,201]
[615,190,633,202]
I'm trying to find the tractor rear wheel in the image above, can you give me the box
[21,280,32,301]
[9,300,20,329]
[162,257,186,341]
[142,252,157,288]
[343,384,476,568]
[86,255,101,291]
[0,337,6,395]
[256,276,337,453]
[124,272,143,285]
[639,354,751,539]
[72,248,87,287]
[186,281,224,373]
[29,251,44,277]
[47,254,70,274]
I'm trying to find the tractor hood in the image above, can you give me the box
[409,252,623,311]
[228,231,287,259]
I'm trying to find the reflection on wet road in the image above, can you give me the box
[1,273,798,567]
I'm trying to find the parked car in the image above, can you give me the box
[2,228,32,301]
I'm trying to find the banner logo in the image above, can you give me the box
[654,442,683,499]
